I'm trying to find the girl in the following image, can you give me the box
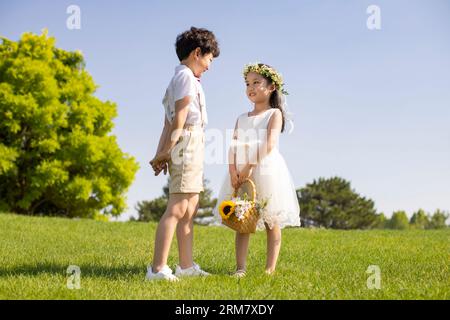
[216,63,300,277]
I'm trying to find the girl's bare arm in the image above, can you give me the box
[228,119,239,174]
[248,109,282,165]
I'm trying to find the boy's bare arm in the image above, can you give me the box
[151,96,190,165]
[156,116,171,155]
[150,115,172,175]
[162,96,190,153]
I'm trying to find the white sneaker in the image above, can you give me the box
[175,262,211,277]
[145,265,179,282]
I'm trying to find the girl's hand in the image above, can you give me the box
[230,169,240,190]
[238,164,254,186]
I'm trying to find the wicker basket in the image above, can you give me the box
[222,178,259,234]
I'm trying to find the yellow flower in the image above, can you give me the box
[219,200,236,220]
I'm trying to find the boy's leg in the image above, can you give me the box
[152,193,190,272]
[176,193,199,269]
[265,224,281,273]
[235,232,250,271]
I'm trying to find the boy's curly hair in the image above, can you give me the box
[175,27,220,61]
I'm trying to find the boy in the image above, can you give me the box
[146,27,220,281]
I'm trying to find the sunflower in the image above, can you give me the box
[219,200,236,220]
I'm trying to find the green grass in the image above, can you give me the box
[0,213,448,300]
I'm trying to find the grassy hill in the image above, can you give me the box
[0,213,448,299]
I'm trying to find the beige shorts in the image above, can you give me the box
[168,128,205,194]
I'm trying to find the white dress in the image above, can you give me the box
[215,108,301,230]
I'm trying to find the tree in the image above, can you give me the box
[134,196,167,222]
[297,177,379,229]
[0,31,138,218]
[387,211,409,230]
[373,212,388,229]
[133,178,217,222]
[428,209,449,229]
[409,209,429,229]
[197,179,218,217]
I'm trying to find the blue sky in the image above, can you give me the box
[1,0,449,221]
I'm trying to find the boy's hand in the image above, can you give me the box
[153,161,168,176]
[150,151,171,175]
[150,151,170,166]
[238,164,254,186]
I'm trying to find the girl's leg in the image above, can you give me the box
[265,224,281,273]
[176,193,199,269]
[152,193,190,272]
[235,232,250,271]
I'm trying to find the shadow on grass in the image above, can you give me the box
[0,263,146,279]
[0,263,236,279]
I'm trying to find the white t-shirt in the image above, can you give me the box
[162,64,207,126]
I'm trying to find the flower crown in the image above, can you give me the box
[243,63,288,95]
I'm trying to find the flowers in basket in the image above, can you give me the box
[219,193,268,222]
[218,178,268,233]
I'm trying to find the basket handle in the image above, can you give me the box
[232,178,257,202]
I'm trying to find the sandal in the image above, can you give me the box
[232,269,247,278]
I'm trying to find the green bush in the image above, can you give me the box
[0,31,138,218]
